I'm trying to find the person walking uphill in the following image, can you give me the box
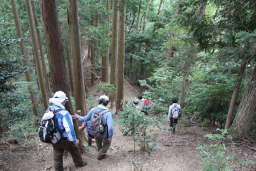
[47,91,87,171]
[73,95,114,160]
[168,98,181,134]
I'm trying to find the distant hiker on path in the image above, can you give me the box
[73,95,114,160]
[47,91,87,171]
[138,95,152,115]
[132,99,141,110]
[167,98,181,134]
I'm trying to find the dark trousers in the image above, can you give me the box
[95,137,111,157]
[169,118,178,133]
[52,139,85,171]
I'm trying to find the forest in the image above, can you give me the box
[0,0,256,170]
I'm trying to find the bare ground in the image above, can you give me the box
[1,79,256,171]
[1,42,256,171]
[1,122,256,171]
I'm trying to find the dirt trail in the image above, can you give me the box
[1,41,256,171]
[3,77,256,170]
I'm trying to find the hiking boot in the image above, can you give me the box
[75,161,87,168]
[97,154,106,160]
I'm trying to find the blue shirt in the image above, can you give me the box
[77,105,114,139]
[47,104,77,142]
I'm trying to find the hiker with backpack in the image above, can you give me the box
[73,95,113,160]
[39,91,87,170]
[167,98,181,134]
[138,95,152,115]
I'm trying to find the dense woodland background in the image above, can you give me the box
[0,0,256,170]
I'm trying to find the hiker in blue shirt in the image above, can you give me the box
[47,91,87,170]
[73,95,113,160]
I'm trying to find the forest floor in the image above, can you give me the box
[1,42,256,171]
[1,80,256,171]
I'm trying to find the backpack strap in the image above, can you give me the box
[52,109,64,133]
[98,109,109,138]
[53,108,64,115]
[98,109,108,128]
[98,109,108,116]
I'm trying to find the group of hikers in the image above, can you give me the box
[39,90,181,171]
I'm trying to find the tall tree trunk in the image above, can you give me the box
[91,38,96,85]
[198,0,207,22]
[40,0,83,145]
[101,0,110,82]
[90,10,96,85]
[66,43,74,96]
[178,47,196,108]
[110,0,118,105]
[116,0,125,112]
[225,60,247,129]
[176,0,184,15]
[178,1,206,108]
[25,0,48,109]
[11,0,38,116]
[31,1,51,97]
[67,0,86,115]
[135,0,142,32]
[157,0,164,15]
[232,63,256,137]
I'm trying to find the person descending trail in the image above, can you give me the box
[73,95,114,160]
[132,99,141,110]
[138,95,152,115]
[168,98,181,134]
[44,91,87,171]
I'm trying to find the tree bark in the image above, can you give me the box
[25,0,48,109]
[101,0,110,82]
[66,43,74,96]
[11,0,39,116]
[225,60,247,129]
[178,47,196,108]
[31,1,51,97]
[135,0,142,32]
[116,0,125,112]
[232,63,256,137]
[67,0,86,115]
[176,0,184,15]
[110,0,118,105]
[157,0,164,15]
[91,37,96,85]
[40,0,85,145]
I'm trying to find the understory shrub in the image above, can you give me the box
[118,105,160,153]
[185,83,236,127]
[197,129,255,171]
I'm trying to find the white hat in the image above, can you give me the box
[53,91,68,103]
[99,95,109,102]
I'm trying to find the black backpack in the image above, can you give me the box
[38,109,63,144]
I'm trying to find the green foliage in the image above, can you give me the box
[186,83,233,127]
[8,114,38,140]
[97,82,116,97]
[118,105,159,153]
[0,38,26,92]
[0,3,39,142]
[197,129,234,171]
[197,129,255,171]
